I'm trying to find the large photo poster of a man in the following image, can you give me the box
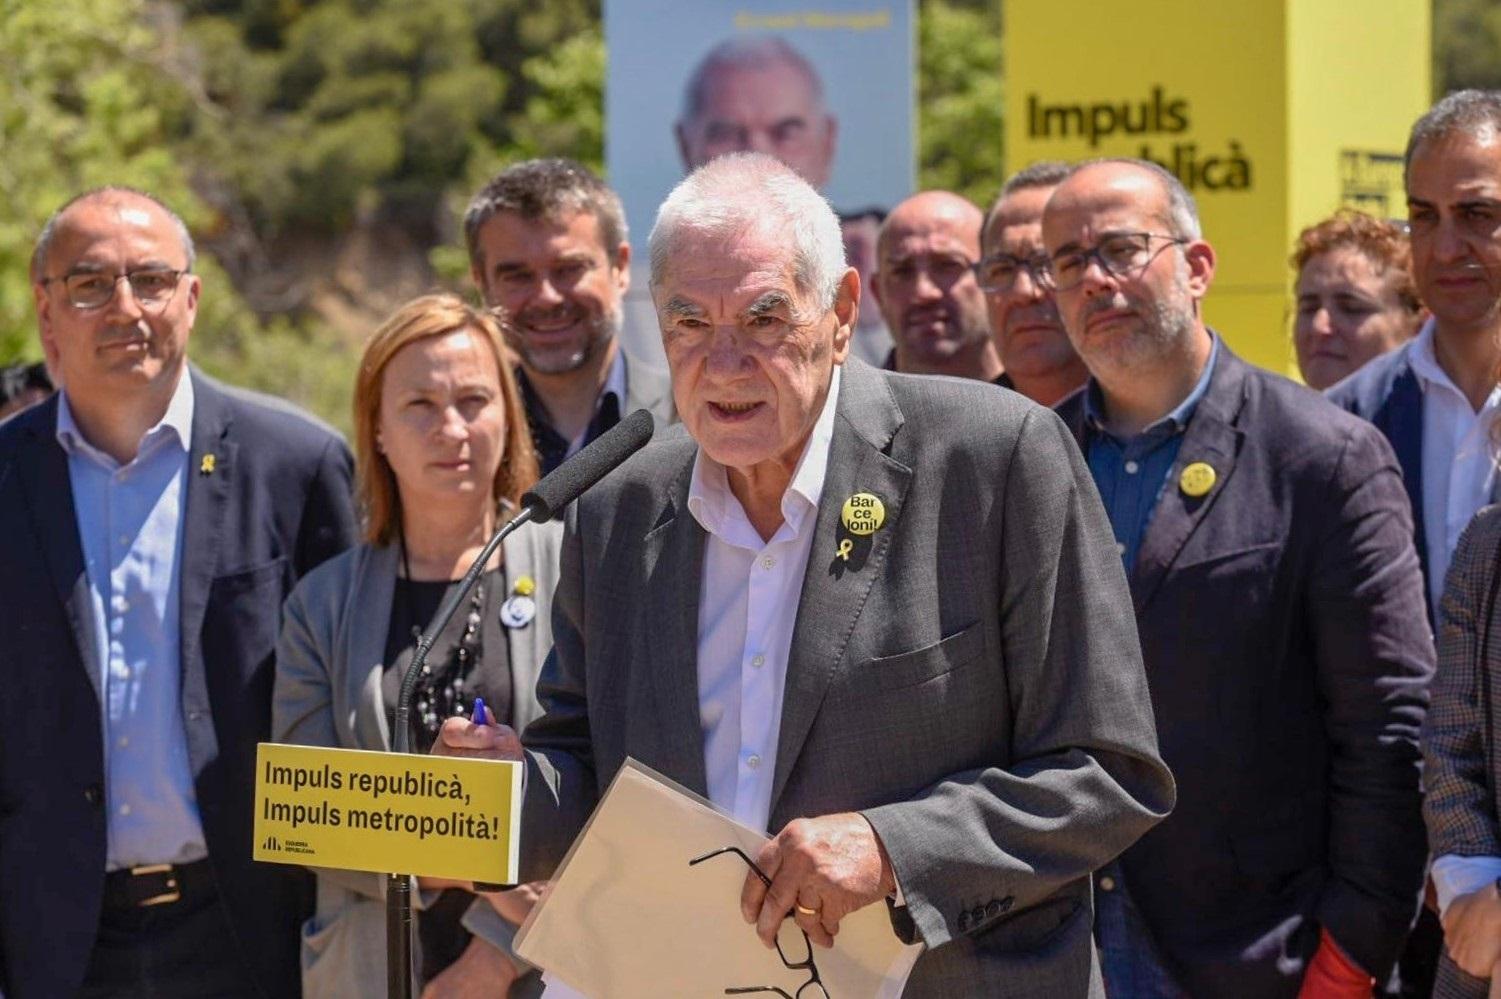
[606,2,916,365]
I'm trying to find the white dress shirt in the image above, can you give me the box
[1411,318,1501,616]
[1413,318,1501,915]
[686,365,841,832]
[540,366,841,999]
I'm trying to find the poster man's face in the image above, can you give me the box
[676,63,837,189]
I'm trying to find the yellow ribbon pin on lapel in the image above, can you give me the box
[1179,461,1216,498]
[199,453,216,475]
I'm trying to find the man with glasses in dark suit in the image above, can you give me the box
[1047,158,1433,999]
[0,187,357,998]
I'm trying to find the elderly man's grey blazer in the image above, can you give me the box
[517,357,1176,997]
[272,520,562,999]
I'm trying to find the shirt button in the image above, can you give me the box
[118,803,132,817]
[751,654,765,668]
[118,737,129,748]
[1098,875,1116,892]
[114,597,129,613]
[761,556,776,570]
[1124,460,1140,474]
[117,535,130,547]
[746,754,762,770]
[115,665,131,679]
[1116,543,1126,556]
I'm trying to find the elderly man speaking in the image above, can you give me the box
[440,154,1174,996]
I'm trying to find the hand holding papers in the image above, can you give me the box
[513,760,920,999]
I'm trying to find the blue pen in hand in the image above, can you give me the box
[471,697,488,727]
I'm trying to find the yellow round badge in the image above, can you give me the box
[1179,462,1217,498]
[841,493,886,536]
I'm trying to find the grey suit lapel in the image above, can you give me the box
[1129,348,1247,614]
[19,399,101,702]
[347,545,398,750]
[179,372,234,773]
[771,360,911,814]
[642,457,711,796]
[623,356,675,426]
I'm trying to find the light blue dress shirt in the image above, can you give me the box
[1083,335,1219,574]
[56,374,207,870]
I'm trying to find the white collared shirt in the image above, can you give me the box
[685,364,842,833]
[1410,318,1501,616]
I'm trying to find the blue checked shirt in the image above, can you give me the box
[1083,337,1218,574]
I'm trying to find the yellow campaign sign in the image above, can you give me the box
[252,743,521,884]
[1005,0,1429,378]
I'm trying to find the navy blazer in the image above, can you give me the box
[0,370,357,999]
[1324,341,1427,584]
[1058,343,1433,997]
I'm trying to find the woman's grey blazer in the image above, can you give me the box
[272,520,563,998]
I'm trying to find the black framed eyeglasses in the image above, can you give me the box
[973,252,1052,294]
[1040,232,1187,292]
[41,268,186,311]
[689,847,831,999]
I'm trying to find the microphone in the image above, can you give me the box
[521,407,655,522]
[385,409,655,997]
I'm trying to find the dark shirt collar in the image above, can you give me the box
[516,354,626,475]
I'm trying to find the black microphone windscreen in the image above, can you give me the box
[521,408,656,522]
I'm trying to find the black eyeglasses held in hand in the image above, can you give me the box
[689,846,831,999]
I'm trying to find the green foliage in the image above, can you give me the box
[1434,0,1501,92]
[0,0,197,361]
[918,0,1004,207]
[2,0,1484,434]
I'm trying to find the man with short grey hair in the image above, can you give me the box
[674,36,837,189]
[1047,157,1432,998]
[977,161,1088,405]
[439,152,1174,995]
[464,158,674,474]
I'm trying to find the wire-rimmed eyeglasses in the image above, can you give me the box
[689,846,831,999]
[40,268,187,311]
[1040,232,1187,293]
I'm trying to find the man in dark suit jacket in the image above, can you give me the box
[0,188,357,998]
[440,152,1175,997]
[1044,159,1434,998]
[1327,91,1501,625]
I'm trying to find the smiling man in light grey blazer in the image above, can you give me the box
[440,153,1175,997]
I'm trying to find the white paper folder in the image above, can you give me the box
[514,759,921,997]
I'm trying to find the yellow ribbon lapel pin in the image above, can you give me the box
[199,453,217,476]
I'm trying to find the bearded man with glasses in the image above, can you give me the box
[0,187,358,999]
[1047,158,1435,999]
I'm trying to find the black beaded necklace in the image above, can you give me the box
[399,535,484,742]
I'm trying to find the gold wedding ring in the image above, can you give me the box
[795,903,819,917]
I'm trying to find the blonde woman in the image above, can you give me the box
[274,294,557,998]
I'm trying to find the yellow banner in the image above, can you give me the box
[252,743,522,884]
[1005,0,1429,377]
